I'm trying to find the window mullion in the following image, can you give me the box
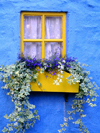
[23,39,42,42]
[42,14,45,59]
[62,14,66,57]
[44,39,63,42]
[21,13,24,56]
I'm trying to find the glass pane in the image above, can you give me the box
[45,42,62,59]
[24,42,41,59]
[45,17,62,39]
[24,16,42,39]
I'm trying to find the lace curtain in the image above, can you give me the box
[24,16,62,59]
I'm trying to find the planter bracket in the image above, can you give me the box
[65,93,68,102]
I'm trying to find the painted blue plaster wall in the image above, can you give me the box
[0,0,100,132]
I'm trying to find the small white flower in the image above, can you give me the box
[61,75,63,78]
[60,70,63,74]
[59,79,62,82]
[58,65,60,68]
[15,71,19,75]
[58,62,61,65]
[53,80,57,84]
[57,74,60,77]
[62,60,65,63]
[56,82,59,85]
[61,65,64,69]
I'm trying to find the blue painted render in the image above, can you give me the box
[0,0,100,132]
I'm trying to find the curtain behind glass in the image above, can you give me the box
[24,16,42,39]
[24,16,42,59]
[24,42,41,59]
[45,17,62,59]
[24,16,62,59]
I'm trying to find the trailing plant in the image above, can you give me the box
[0,54,99,133]
[0,62,40,133]
[58,60,99,133]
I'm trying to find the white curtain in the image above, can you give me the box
[24,16,62,59]
[45,17,62,59]
[24,16,42,59]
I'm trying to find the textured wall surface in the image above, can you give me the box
[0,0,100,133]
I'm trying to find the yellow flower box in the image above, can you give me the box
[30,71,79,93]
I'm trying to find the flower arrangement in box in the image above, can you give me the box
[0,53,99,133]
[19,54,79,93]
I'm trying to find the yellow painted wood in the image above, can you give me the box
[42,41,45,59]
[20,13,24,55]
[23,39,42,42]
[23,39,63,42]
[21,12,66,58]
[42,15,45,58]
[44,39,63,42]
[30,71,79,93]
[62,13,66,57]
[21,12,66,16]
[42,14,45,40]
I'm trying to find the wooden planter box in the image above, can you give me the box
[30,71,79,93]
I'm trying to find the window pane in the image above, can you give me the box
[24,42,41,59]
[24,16,42,39]
[45,42,62,59]
[45,17,62,39]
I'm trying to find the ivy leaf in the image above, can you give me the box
[19,118,25,123]
[73,119,81,124]
[8,127,13,131]
[83,87,88,92]
[64,123,68,127]
[28,114,34,119]
[87,83,93,88]
[62,127,66,131]
[32,78,37,82]
[34,110,38,114]
[60,124,64,127]
[58,130,62,133]
[14,122,18,126]
[2,127,8,132]
[64,117,68,122]
[4,114,9,119]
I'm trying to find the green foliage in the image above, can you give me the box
[0,58,99,133]
[58,60,99,133]
[0,62,40,133]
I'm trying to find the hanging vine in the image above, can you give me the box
[0,54,99,133]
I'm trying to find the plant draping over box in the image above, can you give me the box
[31,71,79,93]
[19,54,79,93]
[0,54,99,133]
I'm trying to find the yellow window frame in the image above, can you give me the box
[20,12,66,58]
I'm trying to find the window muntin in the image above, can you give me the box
[21,12,66,59]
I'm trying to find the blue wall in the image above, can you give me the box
[0,0,100,132]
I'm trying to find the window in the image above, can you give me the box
[21,12,66,59]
